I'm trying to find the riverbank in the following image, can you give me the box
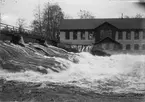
[0,79,145,102]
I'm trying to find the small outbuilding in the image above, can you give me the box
[92,37,122,51]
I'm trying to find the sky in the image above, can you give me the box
[0,0,145,28]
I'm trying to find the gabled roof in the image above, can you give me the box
[60,18,145,30]
[95,37,121,45]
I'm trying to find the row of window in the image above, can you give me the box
[118,31,145,40]
[122,44,145,50]
[65,31,93,40]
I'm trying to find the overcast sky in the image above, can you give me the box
[0,0,144,27]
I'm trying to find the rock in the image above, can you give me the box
[0,61,24,72]
[90,49,111,56]
[0,78,6,84]
[36,39,47,47]
[36,66,48,74]
[0,79,6,92]
[39,83,47,88]
[11,35,25,47]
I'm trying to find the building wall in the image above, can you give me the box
[59,31,95,45]
[94,22,117,42]
[59,22,145,53]
[92,42,121,51]
[115,30,145,51]
[60,30,145,51]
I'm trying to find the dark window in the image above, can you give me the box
[88,31,93,40]
[108,30,112,37]
[120,44,123,50]
[134,44,139,50]
[100,30,112,39]
[126,44,131,50]
[134,31,139,40]
[100,30,105,39]
[143,31,145,39]
[126,31,131,40]
[118,31,123,40]
[142,44,145,50]
[65,31,70,39]
[73,31,77,40]
[81,31,85,40]
[106,44,110,50]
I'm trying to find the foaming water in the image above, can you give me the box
[0,42,145,94]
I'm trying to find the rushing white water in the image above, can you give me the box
[0,42,145,94]
[1,53,145,93]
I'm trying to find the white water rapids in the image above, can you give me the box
[0,42,145,94]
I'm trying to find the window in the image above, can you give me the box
[65,31,70,40]
[100,30,105,39]
[105,44,110,50]
[100,30,112,39]
[108,30,112,37]
[119,44,123,50]
[126,44,131,50]
[134,44,139,50]
[88,31,93,40]
[134,31,139,40]
[73,31,77,40]
[81,31,85,40]
[142,44,145,50]
[126,31,131,40]
[118,31,123,40]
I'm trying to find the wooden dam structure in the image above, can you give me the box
[0,23,56,46]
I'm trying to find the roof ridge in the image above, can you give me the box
[63,18,145,20]
[60,18,145,30]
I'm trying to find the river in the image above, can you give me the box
[0,41,145,102]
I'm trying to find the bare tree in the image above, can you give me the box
[121,13,144,19]
[31,5,43,35]
[78,10,95,19]
[135,13,143,18]
[16,18,26,32]
[32,2,64,42]
[42,3,64,41]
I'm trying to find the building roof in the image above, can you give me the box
[94,37,121,45]
[60,18,145,30]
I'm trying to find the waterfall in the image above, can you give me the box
[71,45,93,52]
[0,41,145,94]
